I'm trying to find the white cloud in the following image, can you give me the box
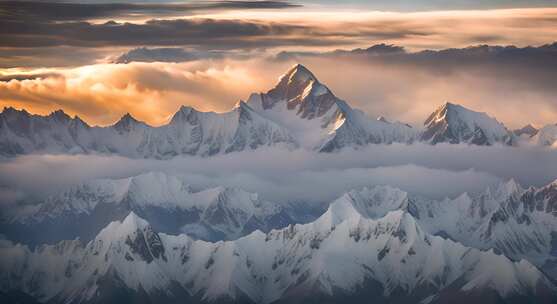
[1,144,555,208]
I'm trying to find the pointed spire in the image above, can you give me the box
[117,113,136,123]
[121,211,150,231]
[282,63,317,84]
[504,178,522,194]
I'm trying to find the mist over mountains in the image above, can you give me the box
[2,0,557,302]
[1,65,557,304]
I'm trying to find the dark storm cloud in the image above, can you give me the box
[277,42,557,91]
[277,42,557,67]
[0,1,312,52]
[0,18,327,49]
[0,1,299,21]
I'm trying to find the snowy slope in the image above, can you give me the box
[0,62,417,158]
[137,102,297,158]
[246,64,418,151]
[3,172,294,244]
[1,66,534,157]
[532,124,557,147]
[421,102,515,145]
[0,102,297,158]
[1,207,554,304]
[338,181,557,281]
[0,107,91,155]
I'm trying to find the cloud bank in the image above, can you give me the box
[1,144,555,209]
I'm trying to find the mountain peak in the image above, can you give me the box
[96,211,152,243]
[486,179,523,200]
[48,109,71,122]
[2,106,29,117]
[119,113,137,123]
[504,178,522,194]
[273,63,319,92]
[436,102,465,114]
[121,112,135,120]
[95,211,168,264]
[422,102,512,145]
[169,105,199,124]
[113,112,144,131]
[283,63,316,82]
[121,211,150,231]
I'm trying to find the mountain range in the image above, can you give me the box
[1,172,296,246]
[2,172,557,303]
[2,64,557,303]
[2,64,554,158]
[1,185,556,303]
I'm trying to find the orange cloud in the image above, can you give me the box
[1,8,557,128]
[2,54,557,130]
[0,61,284,126]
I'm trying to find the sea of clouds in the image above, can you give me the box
[1,144,555,215]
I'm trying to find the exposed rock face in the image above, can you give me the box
[513,124,539,137]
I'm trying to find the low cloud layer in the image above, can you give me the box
[1,144,556,209]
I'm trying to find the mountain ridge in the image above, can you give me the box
[4,172,557,282]
[2,64,551,158]
[1,172,296,245]
[2,204,555,304]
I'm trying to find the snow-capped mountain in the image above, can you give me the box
[421,102,515,145]
[2,205,555,304]
[0,101,297,158]
[246,64,418,151]
[532,123,557,147]
[2,65,544,158]
[337,180,557,281]
[0,64,419,158]
[2,172,294,245]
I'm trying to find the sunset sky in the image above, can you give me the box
[1,0,557,128]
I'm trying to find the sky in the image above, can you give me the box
[1,0,557,128]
